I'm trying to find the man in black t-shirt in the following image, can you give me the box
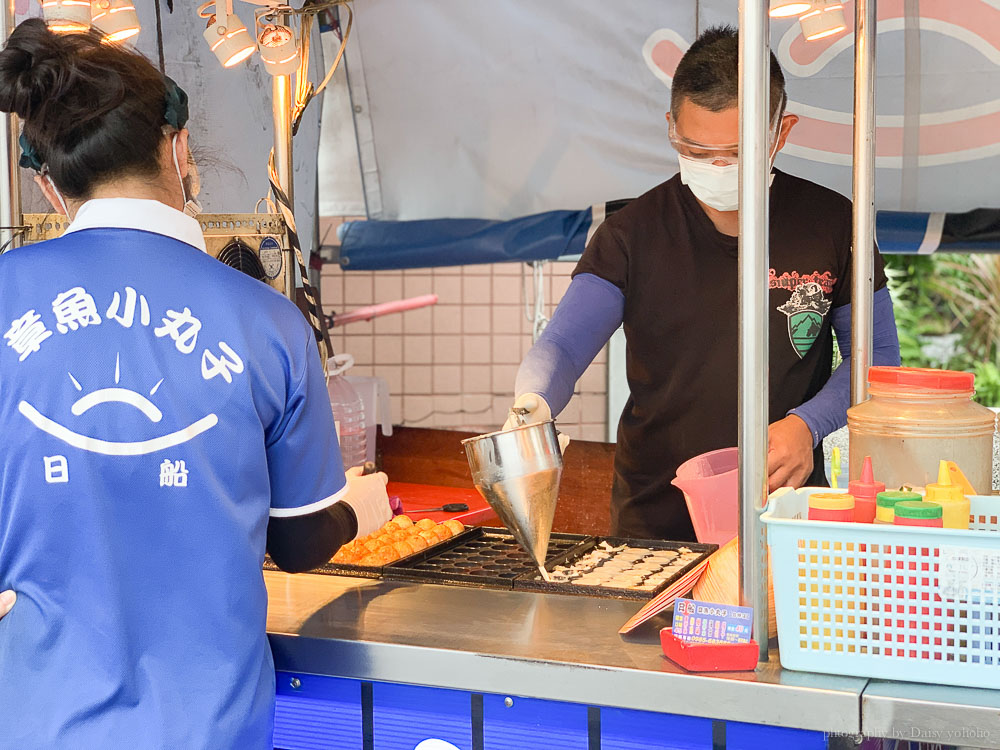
[504,26,900,540]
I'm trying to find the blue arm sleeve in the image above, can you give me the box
[515,273,624,416]
[789,286,901,447]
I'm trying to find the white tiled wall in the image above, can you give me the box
[319,221,609,441]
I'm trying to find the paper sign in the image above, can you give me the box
[672,598,753,644]
[939,546,1000,600]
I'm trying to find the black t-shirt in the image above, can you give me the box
[574,169,888,540]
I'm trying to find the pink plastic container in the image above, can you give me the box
[672,447,738,546]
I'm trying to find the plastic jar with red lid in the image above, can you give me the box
[808,493,855,522]
[847,367,995,491]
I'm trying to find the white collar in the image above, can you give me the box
[64,198,207,252]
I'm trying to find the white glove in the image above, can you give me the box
[502,393,570,454]
[0,590,14,619]
[342,466,393,538]
[502,393,553,431]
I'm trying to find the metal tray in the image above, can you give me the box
[511,536,717,601]
[382,527,587,590]
[262,526,482,579]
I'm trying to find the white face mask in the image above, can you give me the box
[678,158,780,212]
[678,158,740,212]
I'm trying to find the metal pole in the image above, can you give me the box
[737,0,771,663]
[0,0,21,253]
[272,46,296,301]
[851,0,877,405]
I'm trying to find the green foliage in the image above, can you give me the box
[883,253,1000,407]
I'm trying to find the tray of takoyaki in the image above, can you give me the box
[511,537,717,601]
[381,527,585,589]
[327,515,472,575]
[263,515,471,578]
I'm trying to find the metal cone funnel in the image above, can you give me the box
[462,420,563,572]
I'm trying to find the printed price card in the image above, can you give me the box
[673,598,753,644]
[939,546,1000,600]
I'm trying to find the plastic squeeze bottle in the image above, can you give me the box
[848,456,885,524]
[924,460,971,530]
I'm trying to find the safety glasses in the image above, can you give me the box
[668,104,787,166]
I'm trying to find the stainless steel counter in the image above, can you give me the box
[863,681,1000,749]
[266,571,1000,744]
[265,571,866,734]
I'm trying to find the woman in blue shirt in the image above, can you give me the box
[0,19,389,748]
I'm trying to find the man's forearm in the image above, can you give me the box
[789,286,901,447]
[515,273,624,415]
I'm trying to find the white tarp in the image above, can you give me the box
[319,0,1000,220]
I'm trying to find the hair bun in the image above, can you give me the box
[0,18,69,120]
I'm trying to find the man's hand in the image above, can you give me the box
[767,415,814,493]
[0,590,15,619]
[502,393,553,431]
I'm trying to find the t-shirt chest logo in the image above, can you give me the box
[4,285,247,469]
[771,271,836,359]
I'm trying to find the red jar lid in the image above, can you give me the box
[868,366,974,391]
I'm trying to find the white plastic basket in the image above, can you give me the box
[762,487,1000,689]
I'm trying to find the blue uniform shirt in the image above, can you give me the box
[0,199,346,748]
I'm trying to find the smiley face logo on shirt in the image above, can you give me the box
[18,354,218,456]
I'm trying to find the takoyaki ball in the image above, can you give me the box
[393,540,416,558]
[418,530,439,545]
[407,534,429,551]
[430,525,453,542]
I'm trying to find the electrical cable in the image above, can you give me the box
[154,0,166,73]
[0,227,25,255]
[267,149,330,365]
[521,261,550,343]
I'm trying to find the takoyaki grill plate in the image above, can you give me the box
[383,527,586,589]
[512,536,717,601]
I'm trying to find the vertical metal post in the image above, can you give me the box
[738,0,771,663]
[851,0,877,405]
[0,0,21,253]
[272,22,296,301]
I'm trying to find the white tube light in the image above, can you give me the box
[258,23,299,77]
[769,0,812,18]
[91,0,140,43]
[202,2,256,68]
[800,1,847,41]
[41,0,91,33]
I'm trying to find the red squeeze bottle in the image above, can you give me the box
[848,455,884,524]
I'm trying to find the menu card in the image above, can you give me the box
[672,598,753,644]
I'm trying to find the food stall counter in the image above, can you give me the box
[265,571,866,748]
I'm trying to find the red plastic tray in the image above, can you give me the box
[389,482,497,525]
[660,628,759,672]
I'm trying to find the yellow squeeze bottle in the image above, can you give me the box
[924,460,971,530]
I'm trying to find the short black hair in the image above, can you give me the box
[671,25,785,119]
[0,18,170,198]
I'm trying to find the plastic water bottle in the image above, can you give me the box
[326,354,367,470]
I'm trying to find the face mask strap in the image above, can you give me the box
[170,133,202,216]
[40,167,70,216]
